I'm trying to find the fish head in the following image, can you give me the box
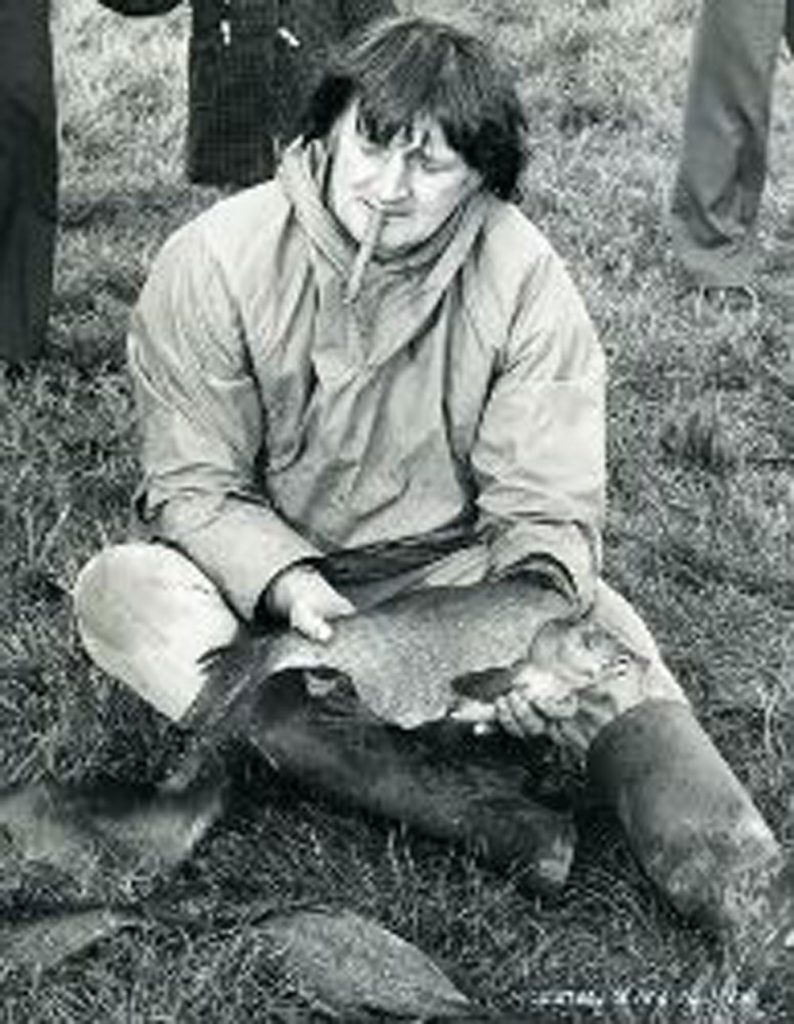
[529,615,650,690]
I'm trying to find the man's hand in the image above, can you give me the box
[450,665,570,741]
[449,613,674,753]
[265,564,355,643]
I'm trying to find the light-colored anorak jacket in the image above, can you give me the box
[129,140,606,621]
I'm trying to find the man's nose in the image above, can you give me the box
[374,150,411,205]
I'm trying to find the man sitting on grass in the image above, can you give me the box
[75,15,793,960]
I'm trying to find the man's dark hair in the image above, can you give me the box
[302,16,528,200]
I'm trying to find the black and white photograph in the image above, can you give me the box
[1,1,794,1020]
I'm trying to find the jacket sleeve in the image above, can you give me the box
[95,0,182,15]
[470,243,606,611]
[128,222,321,622]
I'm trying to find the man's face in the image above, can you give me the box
[327,100,482,254]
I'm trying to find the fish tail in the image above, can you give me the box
[185,636,267,736]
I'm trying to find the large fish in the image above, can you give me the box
[255,907,558,1022]
[205,575,572,731]
[195,574,587,894]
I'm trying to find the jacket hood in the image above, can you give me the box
[277,137,491,302]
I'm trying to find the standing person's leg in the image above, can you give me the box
[669,0,787,287]
[185,24,278,186]
[0,0,57,363]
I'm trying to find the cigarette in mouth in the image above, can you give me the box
[346,207,384,303]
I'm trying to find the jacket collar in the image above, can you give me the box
[276,138,492,375]
[277,137,490,293]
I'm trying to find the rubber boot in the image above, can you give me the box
[184,667,577,895]
[587,699,793,960]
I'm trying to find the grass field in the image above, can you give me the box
[2,0,794,1019]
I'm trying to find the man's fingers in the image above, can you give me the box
[267,565,355,628]
[449,698,497,724]
[495,691,548,739]
[494,699,527,738]
[290,605,333,643]
[327,592,356,619]
[549,718,589,754]
[452,688,561,741]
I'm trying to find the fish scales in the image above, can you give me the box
[252,578,571,728]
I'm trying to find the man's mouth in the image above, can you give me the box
[365,202,411,220]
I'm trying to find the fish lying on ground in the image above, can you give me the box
[257,907,582,1022]
[257,909,573,1022]
[234,906,549,1022]
[0,897,535,1022]
[260,908,472,1020]
[0,907,141,975]
[0,773,225,905]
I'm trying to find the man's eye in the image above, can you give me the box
[417,150,457,173]
[418,154,444,172]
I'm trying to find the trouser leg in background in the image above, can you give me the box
[669,0,789,286]
[0,0,57,363]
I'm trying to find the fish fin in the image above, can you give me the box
[450,665,516,702]
[257,670,382,729]
[187,636,269,735]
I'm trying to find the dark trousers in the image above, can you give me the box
[670,0,794,286]
[0,0,57,363]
